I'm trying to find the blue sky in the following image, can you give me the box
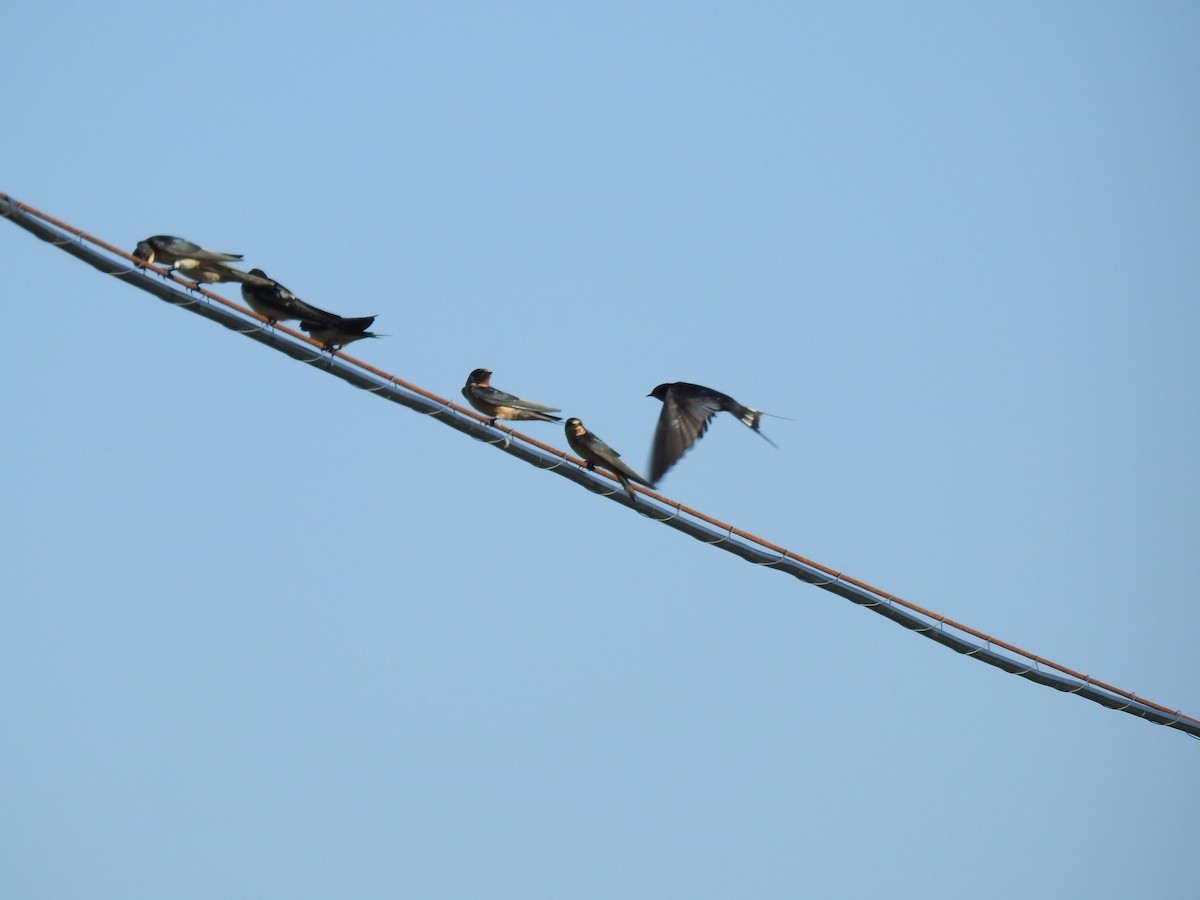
[3,2,1198,897]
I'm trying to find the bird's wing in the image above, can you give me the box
[156,237,240,262]
[182,242,243,262]
[648,389,722,482]
[584,432,622,461]
[236,268,274,286]
[286,296,343,325]
[472,386,556,412]
[335,316,376,332]
[157,237,203,257]
[587,435,654,488]
[475,385,519,405]
[180,260,254,283]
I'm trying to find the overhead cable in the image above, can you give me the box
[4,191,1195,740]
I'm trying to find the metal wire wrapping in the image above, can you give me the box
[4,191,1196,741]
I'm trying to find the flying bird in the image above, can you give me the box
[461,368,561,426]
[239,269,344,326]
[647,382,777,483]
[565,417,656,504]
[299,317,380,352]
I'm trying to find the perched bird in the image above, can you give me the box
[132,235,243,269]
[132,235,269,288]
[565,417,656,504]
[647,382,777,484]
[461,368,562,426]
[299,317,380,352]
[239,269,343,326]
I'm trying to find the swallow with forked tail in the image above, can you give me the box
[300,317,380,352]
[462,368,561,426]
[239,269,344,326]
[565,417,655,503]
[647,382,777,484]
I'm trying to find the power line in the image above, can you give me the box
[4,191,1196,741]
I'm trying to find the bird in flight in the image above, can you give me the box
[647,382,777,483]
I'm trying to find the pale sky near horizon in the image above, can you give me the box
[3,3,1198,898]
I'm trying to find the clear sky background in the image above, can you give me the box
[3,3,1198,897]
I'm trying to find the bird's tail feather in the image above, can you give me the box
[622,478,637,503]
[336,315,377,331]
[738,408,762,430]
[739,408,779,448]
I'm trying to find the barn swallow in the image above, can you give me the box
[131,235,243,269]
[565,417,656,503]
[461,368,562,426]
[647,382,777,483]
[299,317,380,352]
[239,269,343,326]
